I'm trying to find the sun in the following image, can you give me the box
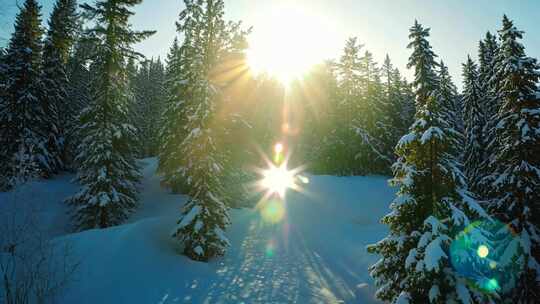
[260,163,296,198]
[247,5,340,84]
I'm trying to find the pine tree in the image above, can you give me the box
[378,55,414,167]
[485,15,540,302]
[437,61,463,138]
[171,0,245,261]
[41,0,78,174]
[368,21,490,303]
[0,47,6,116]
[132,58,165,157]
[355,50,390,174]
[331,37,362,175]
[477,32,499,198]
[158,36,191,193]
[0,0,49,190]
[64,30,95,169]
[66,0,154,229]
[461,56,486,194]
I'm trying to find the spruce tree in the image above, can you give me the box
[485,15,540,302]
[437,61,463,138]
[461,56,486,194]
[379,55,415,167]
[171,0,244,261]
[41,0,78,174]
[368,21,490,303]
[66,0,154,229]
[331,37,362,175]
[355,50,390,174]
[64,30,95,168]
[132,58,165,157]
[0,0,49,190]
[477,32,500,198]
[158,37,191,193]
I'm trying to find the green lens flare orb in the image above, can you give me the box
[477,245,489,258]
[449,220,524,295]
[260,199,286,224]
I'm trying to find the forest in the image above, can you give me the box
[0,0,539,303]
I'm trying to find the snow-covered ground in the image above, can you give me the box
[0,158,396,304]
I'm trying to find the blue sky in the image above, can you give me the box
[1,0,539,88]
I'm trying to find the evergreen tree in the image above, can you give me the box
[132,58,165,157]
[41,0,78,174]
[331,37,362,175]
[158,36,191,193]
[171,0,246,261]
[64,30,95,169]
[0,0,49,190]
[378,55,415,167]
[485,15,540,302]
[437,61,463,138]
[66,0,154,229]
[355,50,390,174]
[369,21,490,303]
[477,32,500,198]
[461,56,486,194]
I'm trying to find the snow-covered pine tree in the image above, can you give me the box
[65,0,154,229]
[132,58,165,157]
[171,0,235,261]
[461,56,486,195]
[331,37,363,175]
[368,20,491,303]
[0,47,6,117]
[64,30,95,169]
[355,50,391,174]
[41,0,78,174]
[477,32,500,198]
[484,15,540,302]
[146,58,165,156]
[158,36,192,193]
[391,65,416,139]
[129,58,147,157]
[378,55,414,167]
[436,61,464,139]
[0,0,50,190]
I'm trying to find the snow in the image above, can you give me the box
[428,285,440,302]
[1,158,396,303]
[397,133,416,148]
[424,237,448,271]
[176,205,202,230]
[420,126,444,144]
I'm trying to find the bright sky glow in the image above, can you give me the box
[246,4,341,84]
[3,1,540,89]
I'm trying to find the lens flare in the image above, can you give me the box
[265,240,276,257]
[298,175,309,184]
[274,143,284,154]
[252,142,305,204]
[477,245,489,259]
[261,199,286,224]
[449,220,523,294]
[261,164,296,198]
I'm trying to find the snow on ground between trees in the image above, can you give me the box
[0,158,395,303]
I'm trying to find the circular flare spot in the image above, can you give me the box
[274,143,284,154]
[450,220,522,294]
[477,245,489,258]
[261,199,285,224]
